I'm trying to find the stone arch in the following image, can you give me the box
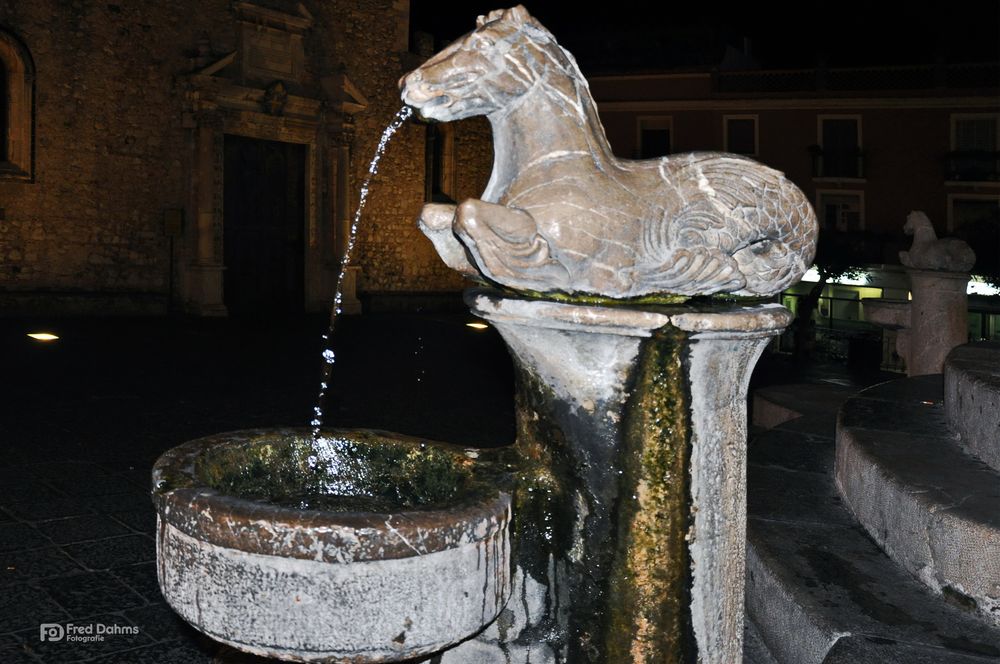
[0,27,34,180]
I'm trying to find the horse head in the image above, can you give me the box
[904,210,934,238]
[400,6,557,122]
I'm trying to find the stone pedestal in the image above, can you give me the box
[864,269,970,377]
[907,268,969,376]
[185,264,228,317]
[440,290,791,664]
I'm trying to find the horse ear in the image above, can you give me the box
[503,5,533,24]
[478,9,506,27]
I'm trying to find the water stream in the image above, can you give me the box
[311,105,414,443]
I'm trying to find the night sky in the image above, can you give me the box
[410,1,1000,73]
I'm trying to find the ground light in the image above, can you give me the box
[26,332,59,341]
[466,322,489,330]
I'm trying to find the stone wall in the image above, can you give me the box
[0,0,493,315]
[353,115,492,294]
[0,0,218,310]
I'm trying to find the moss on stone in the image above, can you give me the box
[192,431,504,512]
[604,327,696,663]
[500,286,691,307]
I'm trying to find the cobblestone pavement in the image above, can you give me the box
[0,312,515,663]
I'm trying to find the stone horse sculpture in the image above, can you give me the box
[400,5,818,299]
[899,210,976,272]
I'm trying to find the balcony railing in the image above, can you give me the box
[945,151,1000,182]
[809,146,866,179]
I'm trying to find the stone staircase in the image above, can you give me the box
[747,344,1000,663]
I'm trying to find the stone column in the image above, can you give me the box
[906,268,969,376]
[187,112,227,316]
[441,290,791,664]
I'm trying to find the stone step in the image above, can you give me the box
[752,381,857,430]
[746,413,1000,664]
[836,375,1000,627]
[945,342,1000,473]
[744,618,780,664]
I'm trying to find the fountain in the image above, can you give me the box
[153,5,817,663]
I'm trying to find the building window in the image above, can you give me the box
[636,116,672,159]
[724,115,757,156]
[817,191,864,232]
[812,115,864,179]
[947,114,1000,181]
[950,195,999,275]
[425,123,455,203]
[0,28,34,181]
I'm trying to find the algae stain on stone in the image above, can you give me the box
[606,327,696,664]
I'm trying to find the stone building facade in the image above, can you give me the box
[0,0,492,316]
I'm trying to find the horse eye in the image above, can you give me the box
[472,35,493,51]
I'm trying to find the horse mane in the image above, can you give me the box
[485,7,617,167]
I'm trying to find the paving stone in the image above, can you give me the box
[0,547,83,585]
[837,396,950,437]
[0,478,65,504]
[747,463,854,527]
[754,382,857,422]
[749,428,835,474]
[87,491,155,515]
[3,499,96,522]
[37,571,146,617]
[36,515,131,545]
[45,474,140,499]
[19,612,152,662]
[23,462,113,482]
[855,373,943,405]
[124,603,202,643]
[0,583,69,633]
[111,563,164,605]
[85,638,217,663]
[112,469,154,492]
[0,634,42,663]
[62,535,155,571]
[108,509,156,535]
[0,523,53,553]
[774,413,838,439]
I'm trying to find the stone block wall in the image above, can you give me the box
[353,115,492,294]
[0,0,224,310]
[0,0,493,314]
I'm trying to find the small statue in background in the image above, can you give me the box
[899,210,975,272]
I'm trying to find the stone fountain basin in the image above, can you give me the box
[152,428,513,663]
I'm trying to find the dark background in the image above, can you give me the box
[410,1,1000,72]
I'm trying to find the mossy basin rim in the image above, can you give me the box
[154,427,515,515]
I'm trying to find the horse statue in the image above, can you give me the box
[400,5,818,299]
[899,210,975,272]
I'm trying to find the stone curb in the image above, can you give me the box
[945,342,1000,473]
[836,378,1000,628]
